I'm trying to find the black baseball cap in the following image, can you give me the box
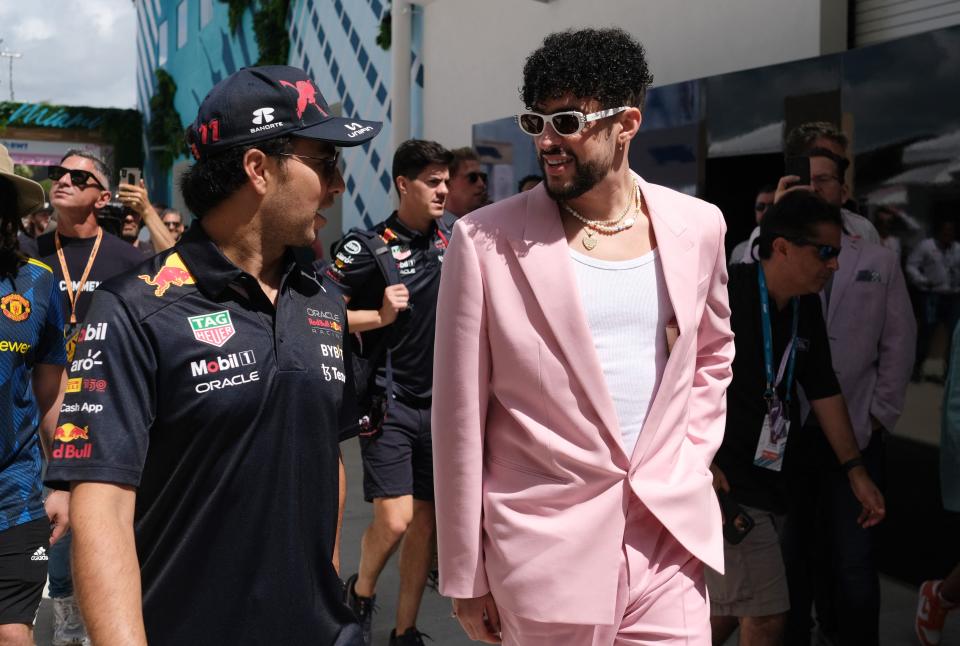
[187,65,382,160]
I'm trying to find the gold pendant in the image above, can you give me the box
[582,232,598,250]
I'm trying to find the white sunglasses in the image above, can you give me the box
[516,106,630,137]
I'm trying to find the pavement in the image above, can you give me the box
[30,376,960,645]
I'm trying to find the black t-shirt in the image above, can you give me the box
[716,263,840,513]
[45,225,358,644]
[24,230,145,324]
[324,212,447,403]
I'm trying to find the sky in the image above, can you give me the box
[0,0,137,108]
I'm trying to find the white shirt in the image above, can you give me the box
[569,248,673,455]
[906,238,960,294]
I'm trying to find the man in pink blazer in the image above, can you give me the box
[432,28,734,645]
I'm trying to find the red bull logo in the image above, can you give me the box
[52,422,93,460]
[278,79,328,119]
[308,318,342,332]
[53,423,89,443]
[139,253,196,297]
[52,423,92,459]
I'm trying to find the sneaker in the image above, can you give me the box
[345,573,376,646]
[389,627,431,646]
[916,579,957,645]
[52,595,90,646]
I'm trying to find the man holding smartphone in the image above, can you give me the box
[738,122,878,264]
[708,191,886,646]
[116,172,175,256]
[776,123,914,646]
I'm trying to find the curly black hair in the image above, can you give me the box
[521,28,654,111]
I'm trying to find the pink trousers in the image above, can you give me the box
[498,500,711,645]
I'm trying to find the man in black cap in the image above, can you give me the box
[45,65,381,645]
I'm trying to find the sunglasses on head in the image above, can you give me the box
[465,171,487,185]
[278,151,340,177]
[790,237,841,261]
[48,165,106,191]
[516,106,630,137]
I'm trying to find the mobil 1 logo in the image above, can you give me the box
[190,350,256,377]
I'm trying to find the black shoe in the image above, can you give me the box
[345,573,376,646]
[389,627,431,646]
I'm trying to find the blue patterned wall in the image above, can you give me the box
[288,0,424,228]
[136,0,258,207]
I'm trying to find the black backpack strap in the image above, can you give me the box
[342,227,401,287]
[339,228,401,409]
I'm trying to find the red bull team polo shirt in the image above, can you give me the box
[324,212,447,405]
[45,225,360,645]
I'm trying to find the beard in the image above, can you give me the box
[538,148,613,201]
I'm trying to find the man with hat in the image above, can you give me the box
[45,65,381,645]
[0,144,69,646]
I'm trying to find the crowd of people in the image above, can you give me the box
[0,26,957,646]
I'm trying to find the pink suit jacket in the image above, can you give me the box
[431,176,735,625]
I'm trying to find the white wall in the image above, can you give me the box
[420,0,842,146]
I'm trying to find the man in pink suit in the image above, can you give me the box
[432,28,734,644]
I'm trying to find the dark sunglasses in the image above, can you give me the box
[48,165,106,191]
[790,238,841,261]
[278,151,340,177]
[465,171,487,185]
[516,106,629,137]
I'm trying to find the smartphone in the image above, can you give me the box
[717,489,755,545]
[784,156,810,187]
[119,167,142,187]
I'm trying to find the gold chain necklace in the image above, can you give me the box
[561,181,641,250]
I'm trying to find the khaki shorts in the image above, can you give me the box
[705,504,789,618]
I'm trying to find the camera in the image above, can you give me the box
[95,200,129,237]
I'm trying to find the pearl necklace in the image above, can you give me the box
[561,181,641,250]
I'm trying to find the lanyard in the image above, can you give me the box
[55,228,103,325]
[758,265,799,403]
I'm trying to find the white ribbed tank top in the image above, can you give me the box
[569,248,673,454]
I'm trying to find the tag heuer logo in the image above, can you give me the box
[188,311,236,347]
[252,107,275,124]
